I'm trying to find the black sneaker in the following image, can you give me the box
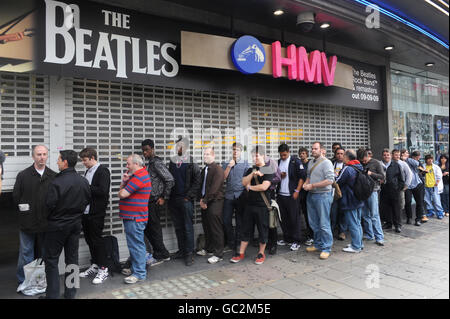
[184,254,194,266]
[172,250,184,259]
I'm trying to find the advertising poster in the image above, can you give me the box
[393,110,406,150]
[434,115,449,158]
[406,112,434,155]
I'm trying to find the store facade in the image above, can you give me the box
[0,0,447,266]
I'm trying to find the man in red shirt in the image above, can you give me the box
[118,154,152,284]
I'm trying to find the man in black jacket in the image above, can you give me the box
[380,149,405,233]
[141,139,174,266]
[276,144,305,252]
[168,137,201,266]
[43,150,91,299]
[13,145,56,286]
[78,148,111,284]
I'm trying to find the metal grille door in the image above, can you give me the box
[249,97,370,158]
[0,72,50,191]
[65,78,239,239]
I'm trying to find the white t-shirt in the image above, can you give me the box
[279,156,290,196]
[35,167,45,176]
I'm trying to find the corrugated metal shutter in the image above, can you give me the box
[65,78,239,254]
[0,72,50,191]
[249,97,370,156]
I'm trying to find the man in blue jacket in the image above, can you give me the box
[336,149,365,253]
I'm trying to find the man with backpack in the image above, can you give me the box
[276,144,305,251]
[336,150,369,253]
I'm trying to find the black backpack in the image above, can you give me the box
[103,235,121,274]
[349,166,375,201]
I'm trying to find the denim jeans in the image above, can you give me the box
[424,187,444,217]
[440,184,449,213]
[306,192,333,253]
[362,191,384,243]
[330,200,347,234]
[123,219,147,280]
[169,197,195,255]
[17,231,45,284]
[344,208,363,251]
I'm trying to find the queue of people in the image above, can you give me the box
[8,139,449,298]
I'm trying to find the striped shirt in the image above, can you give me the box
[119,167,152,222]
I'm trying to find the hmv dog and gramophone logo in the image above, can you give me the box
[231,35,266,74]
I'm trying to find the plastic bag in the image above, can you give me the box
[17,258,46,296]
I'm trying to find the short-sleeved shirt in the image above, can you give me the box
[245,167,274,207]
[425,165,436,188]
[222,160,250,200]
[119,167,152,222]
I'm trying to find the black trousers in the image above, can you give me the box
[201,199,224,258]
[380,189,401,227]
[299,191,314,239]
[223,195,246,250]
[405,183,425,222]
[144,201,170,260]
[82,215,107,268]
[277,195,302,243]
[43,222,81,299]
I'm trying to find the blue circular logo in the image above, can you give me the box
[231,36,266,74]
[437,120,442,131]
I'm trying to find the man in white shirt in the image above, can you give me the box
[78,148,111,284]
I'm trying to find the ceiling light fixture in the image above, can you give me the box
[425,62,435,67]
[320,22,331,29]
[273,9,284,16]
[384,45,395,50]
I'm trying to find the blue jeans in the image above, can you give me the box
[424,187,444,217]
[17,231,44,284]
[123,219,147,280]
[362,191,384,243]
[307,192,333,253]
[440,184,449,213]
[330,200,347,234]
[344,208,363,251]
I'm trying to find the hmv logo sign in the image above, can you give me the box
[231,36,337,86]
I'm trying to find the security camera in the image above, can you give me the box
[296,11,315,32]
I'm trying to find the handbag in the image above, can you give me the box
[252,173,280,229]
[332,182,342,200]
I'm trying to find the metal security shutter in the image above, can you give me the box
[0,72,50,191]
[65,78,239,254]
[249,97,370,157]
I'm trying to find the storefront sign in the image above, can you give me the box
[36,0,180,81]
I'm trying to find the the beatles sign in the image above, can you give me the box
[36,0,180,82]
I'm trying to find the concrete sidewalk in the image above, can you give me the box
[4,216,449,299]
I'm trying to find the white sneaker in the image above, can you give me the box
[92,267,109,284]
[343,246,361,253]
[305,239,314,246]
[124,275,145,284]
[196,249,207,256]
[79,264,98,278]
[277,240,287,246]
[208,256,223,264]
[290,243,301,251]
